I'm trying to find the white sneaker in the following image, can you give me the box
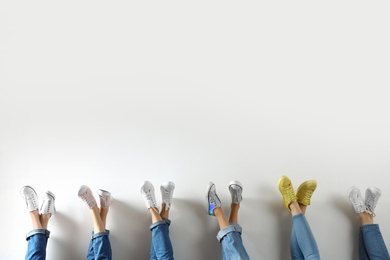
[20,186,39,212]
[229,180,243,204]
[78,185,97,209]
[365,187,382,214]
[206,182,221,216]
[140,181,157,209]
[348,186,367,214]
[40,191,56,215]
[160,181,175,210]
[98,189,113,209]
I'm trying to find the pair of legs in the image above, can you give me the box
[207,181,250,260]
[278,176,320,260]
[21,186,56,260]
[78,186,113,260]
[140,181,175,260]
[348,186,390,260]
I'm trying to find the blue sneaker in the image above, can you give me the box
[206,182,221,216]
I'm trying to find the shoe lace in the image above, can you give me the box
[81,193,95,208]
[301,189,314,203]
[145,192,157,208]
[282,185,296,202]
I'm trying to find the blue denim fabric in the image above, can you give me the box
[290,213,320,260]
[87,230,112,260]
[217,223,250,260]
[25,229,50,260]
[358,224,390,260]
[149,218,174,260]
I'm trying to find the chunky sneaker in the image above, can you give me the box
[229,180,243,204]
[348,186,367,214]
[206,182,221,216]
[40,191,56,215]
[98,189,113,209]
[365,187,382,215]
[160,181,175,210]
[20,186,39,212]
[78,185,97,209]
[296,180,317,206]
[140,181,158,209]
[278,176,297,210]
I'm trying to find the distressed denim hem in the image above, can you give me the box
[26,229,50,240]
[91,229,110,239]
[150,218,171,230]
[217,223,242,242]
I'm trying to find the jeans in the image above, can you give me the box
[87,230,112,260]
[217,223,250,260]
[150,218,174,260]
[358,224,390,260]
[290,213,320,260]
[25,229,50,260]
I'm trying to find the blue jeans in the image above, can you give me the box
[217,223,250,260]
[359,224,390,260]
[87,230,112,260]
[25,229,50,260]
[149,218,174,260]
[290,213,320,260]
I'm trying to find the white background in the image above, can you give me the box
[1,1,390,260]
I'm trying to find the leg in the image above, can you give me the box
[291,213,320,260]
[141,181,175,260]
[358,212,390,260]
[79,185,112,260]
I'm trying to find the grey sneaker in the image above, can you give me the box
[20,186,39,212]
[98,189,113,209]
[39,191,56,215]
[140,181,157,209]
[78,185,97,209]
[229,180,243,204]
[365,187,382,214]
[160,181,175,210]
[206,182,221,216]
[348,186,367,214]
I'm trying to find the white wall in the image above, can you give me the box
[1,1,390,260]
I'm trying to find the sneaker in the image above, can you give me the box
[348,186,367,214]
[20,186,39,212]
[78,185,97,209]
[140,181,157,209]
[229,180,243,204]
[40,191,56,215]
[206,182,221,216]
[278,176,297,210]
[160,181,175,210]
[98,189,113,209]
[296,180,317,206]
[365,187,382,214]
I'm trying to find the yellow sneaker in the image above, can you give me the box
[278,176,297,210]
[296,180,317,206]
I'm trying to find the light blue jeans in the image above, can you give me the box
[25,229,50,260]
[217,223,250,260]
[290,213,320,260]
[150,218,174,260]
[87,230,112,260]
[359,224,390,260]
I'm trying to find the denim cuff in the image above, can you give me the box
[150,218,171,230]
[26,229,50,240]
[216,223,242,242]
[361,224,379,232]
[91,229,110,239]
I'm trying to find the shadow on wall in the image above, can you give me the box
[49,212,85,260]
[332,194,360,260]
[109,200,151,260]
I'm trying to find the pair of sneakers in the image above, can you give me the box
[206,180,242,216]
[20,186,56,215]
[278,176,317,210]
[140,181,175,210]
[348,186,381,216]
[78,185,113,209]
